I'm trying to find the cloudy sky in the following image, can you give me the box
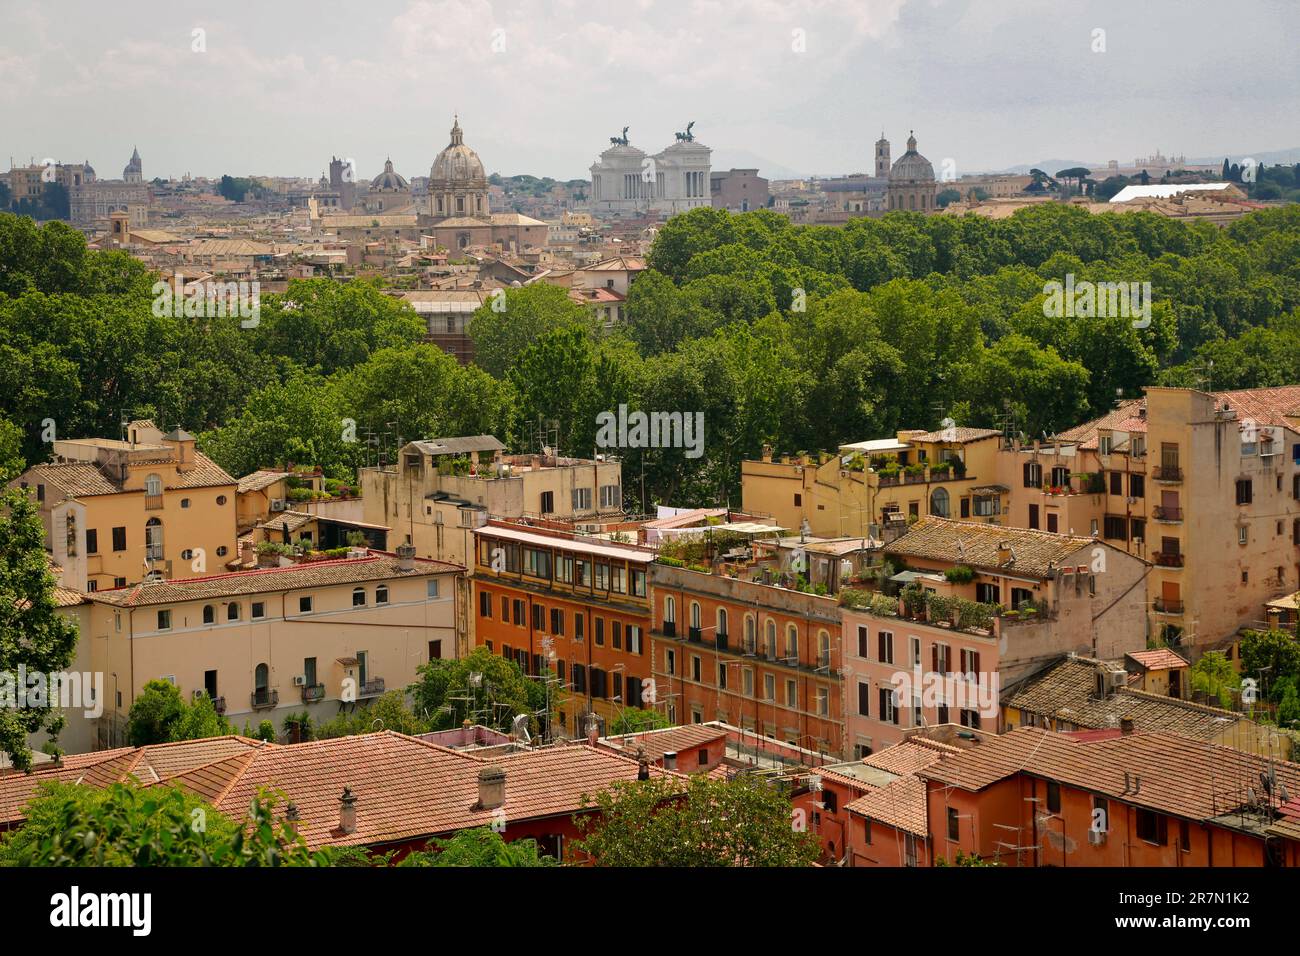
[2,0,1297,182]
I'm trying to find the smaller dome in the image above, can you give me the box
[889,131,935,183]
[370,158,409,191]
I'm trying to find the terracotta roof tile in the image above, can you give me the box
[884,516,1099,578]
[1126,648,1190,671]
[236,470,292,493]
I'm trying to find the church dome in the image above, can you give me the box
[370,158,409,191]
[889,132,935,183]
[430,118,487,187]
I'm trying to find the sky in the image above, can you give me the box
[2,0,1297,182]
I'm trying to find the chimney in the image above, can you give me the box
[996,541,1012,565]
[636,746,650,781]
[338,786,357,834]
[1120,717,1135,735]
[663,751,678,771]
[585,712,600,745]
[239,537,256,567]
[285,802,300,823]
[477,766,506,810]
[396,543,416,571]
[761,443,773,463]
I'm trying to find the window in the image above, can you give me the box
[857,625,868,658]
[375,586,389,605]
[557,555,573,584]
[960,648,981,675]
[1236,478,1253,505]
[112,526,127,552]
[215,546,227,557]
[1239,526,1249,545]
[858,682,870,716]
[532,603,545,631]
[631,568,647,597]
[786,679,797,707]
[1130,474,1145,497]
[1104,515,1128,540]
[975,582,1001,605]
[742,667,754,697]
[594,562,609,591]
[595,617,605,645]
[932,642,951,674]
[299,596,312,613]
[911,636,921,666]
[145,473,162,497]
[180,497,191,509]
[575,613,585,642]
[157,609,171,630]
[216,495,227,506]
[664,648,676,676]
[879,687,898,724]
[947,807,960,840]
[973,495,1000,517]
[252,601,266,620]
[764,673,776,700]
[612,620,621,649]
[695,657,704,683]
[1109,471,1122,496]
[479,590,491,617]
[352,587,368,607]
[1023,461,1042,487]
[1179,819,1190,852]
[550,608,564,635]
[86,529,98,554]
[427,579,440,599]
[571,487,592,511]
[599,484,621,509]
[1136,808,1168,845]
[201,604,215,624]
[718,661,728,689]
[627,624,642,655]
[794,493,802,507]
[1046,781,1061,814]
[785,624,798,660]
[226,602,240,621]
[877,630,894,664]
[930,487,950,518]
[611,565,626,593]
[1092,796,1109,833]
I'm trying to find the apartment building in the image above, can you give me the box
[83,549,463,746]
[741,427,1008,541]
[1006,386,1300,652]
[920,726,1300,867]
[12,420,238,592]
[361,435,624,569]
[841,517,1146,754]
[471,521,654,738]
[650,561,844,758]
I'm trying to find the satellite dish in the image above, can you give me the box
[511,713,532,744]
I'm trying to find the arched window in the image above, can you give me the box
[930,487,950,518]
[717,608,728,639]
[352,587,366,607]
[745,615,756,652]
[145,517,163,560]
[457,196,464,212]
[818,630,831,666]
[145,474,162,496]
[437,196,443,213]
[665,595,676,623]
[254,663,269,690]
[786,624,799,660]
[375,585,389,605]
[909,194,917,211]
[202,604,215,625]
[765,619,777,658]
[690,602,701,629]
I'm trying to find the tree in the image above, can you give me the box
[573,774,819,866]
[410,646,559,736]
[936,188,962,208]
[609,708,671,735]
[1189,651,1240,709]
[466,283,593,378]
[399,827,556,867]
[126,679,186,745]
[314,690,428,739]
[1240,629,1300,701]
[0,781,335,867]
[168,691,233,742]
[0,483,80,770]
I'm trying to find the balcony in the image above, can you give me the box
[1152,552,1185,568]
[211,696,226,715]
[358,677,385,698]
[300,682,326,704]
[688,626,703,643]
[1152,505,1183,522]
[251,688,279,710]
[144,494,164,511]
[663,620,676,637]
[715,632,729,651]
[1153,465,1183,482]
[1153,598,1184,615]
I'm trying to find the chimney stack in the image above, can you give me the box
[996,541,1012,565]
[338,786,357,834]
[1120,717,1135,735]
[239,537,256,567]
[396,543,416,572]
[477,766,506,810]
[663,751,678,771]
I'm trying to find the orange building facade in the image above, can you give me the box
[471,521,655,738]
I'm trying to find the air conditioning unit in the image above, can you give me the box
[191,689,207,701]
[270,498,287,512]
[292,675,306,687]
[1088,828,1107,846]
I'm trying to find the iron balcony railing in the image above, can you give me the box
[251,688,279,710]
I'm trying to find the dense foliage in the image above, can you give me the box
[2,201,1299,511]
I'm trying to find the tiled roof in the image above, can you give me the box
[1004,655,1238,739]
[1126,648,1189,671]
[845,776,929,836]
[864,738,960,776]
[883,516,1097,577]
[237,470,292,493]
[605,724,729,761]
[257,510,315,534]
[409,435,505,456]
[908,427,1000,444]
[919,727,1300,822]
[1215,385,1300,429]
[27,462,121,497]
[0,736,268,825]
[1054,398,1146,449]
[86,553,462,607]
[164,453,239,490]
[164,731,685,849]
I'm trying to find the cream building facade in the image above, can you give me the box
[589,128,712,217]
[84,551,464,747]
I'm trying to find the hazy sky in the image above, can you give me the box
[3,0,1297,182]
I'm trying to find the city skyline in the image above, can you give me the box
[3,0,1298,181]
